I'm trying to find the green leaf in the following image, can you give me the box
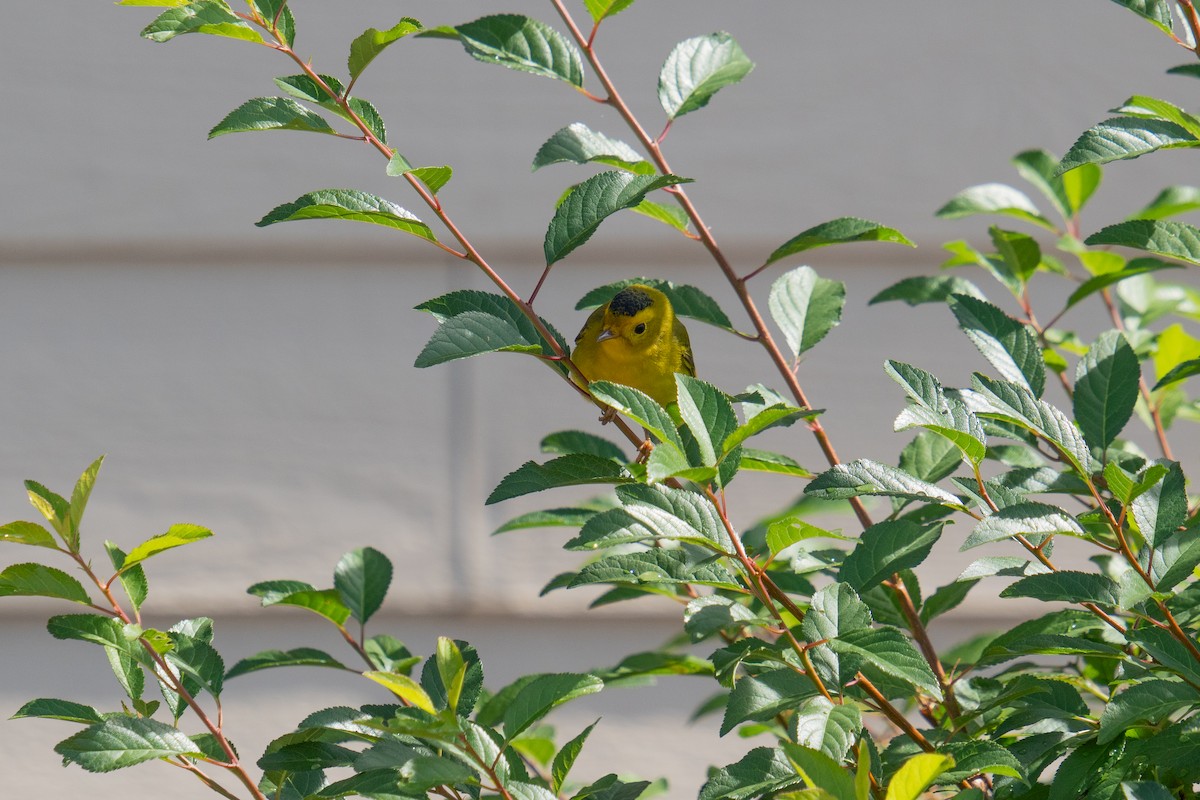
[444,14,584,87]
[0,520,59,549]
[348,18,422,79]
[739,449,814,478]
[575,278,734,331]
[532,123,650,173]
[1131,460,1187,548]
[1012,149,1072,220]
[886,360,987,465]
[1132,185,1200,220]
[25,480,71,545]
[1098,679,1199,744]
[502,673,603,740]
[434,637,467,713]
[569,548,740,590]
[935,183,1055,231]
[658,32,754,120]
[829,627,942,697]
[1000,570,1119,605]
[934,740,1022,783]
[226,647,347,679]
[166,632,225,698]
[1065,257,1181,311]
[699,747,799,800]
[334,547,392,625]
[141,1,263,44]
[1126,626,1200,686]
[362,671,436,713]
[840,520,944,592]
[632,198,692,234]
[486,454,633,504]
[414,310,542,367]
[676,375,738,469]
[55,717,203,772]
[586,381,684,452]
[416,289,566,359]
[764,217,914,267]
[968,375,1091,476]
[46,614,138,655]
[780,743,856,800]
[991,226,1043,287]
[257,741,358,771]
[1118,94,1200,138]
[724,403,813,455]
[273,74,387,143]
[1086,219,1200,266]
[247,584,353,626]
[1073,330,1140,450]
[568,483,730,552]
[121,523,212,570]
[69,457,104,542]
[208,97,335,139]
[257,188,434,241]
[791,696,862,761]
[494,506,602,534]
[869,275,985,306]
[551,719,598,793]
[885,753,955,800]
[1153,357,1200,390]
[544,171,691,264]
[949,294,1045,398]
[541,430,627,461]
[0,563,91,604]
[769,266,846,359]
[11,697,106,724]
[806,459,965,509]
[1122,783,1178,800]
[584,0,637,22]
[1058,118,1197,174]
[962,502,1084,550]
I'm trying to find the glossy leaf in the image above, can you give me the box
[486,454,633,504]
[1000,570,1119,605]
[0,563,91,604]
[502,673,603,740]
[676,375,738,468]
[532,123,650,173]
[584,0,638,22]
[1130,460,1187,548]
[869,274,986,306]
[258,189,434,242]
[122,524,213,570]
[1073,331,1139,450]
[55,717,203,772]
[699,746,798,800]
[840,520,943,592]
[11,697,105,724]
[141,1,263,43]
[791,696,861,761]
[246,582,353,626]
[658,32,754,120]
[1098,679,1198,744]
[414,310,542,367]
[0,520,59,549]
[348,18,422,79]
[445,15,584,86]
[551,719,598,793]
[769,266,845,359]
[544,171,691,264]
[829,627,941,697]
[586,380,684,452]
[1059,118,1196,173]
[966,375,1091,476]
[806,459,965,508]
[962,502,1084,550]
[569,548,740,590]
[950,294,1045,398]
[1132,185,1200,220]
[208,97,335,139]
[1086,219,1200,266]
[274,74,387,143]
[334,547,392,625]
[935,183,1054,231]
[226,647,347,678]
[764,217,914,267]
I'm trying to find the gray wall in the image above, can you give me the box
[0,1,1191,797]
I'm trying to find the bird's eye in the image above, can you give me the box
[634,323,647,335]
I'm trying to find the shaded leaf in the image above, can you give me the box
[1073,330,1140,450]
[226,647,347,679]
[765,217,914,267]
[487,454,633,504]
[334,547,393,625]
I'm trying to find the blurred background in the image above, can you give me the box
[0,1,1194,796]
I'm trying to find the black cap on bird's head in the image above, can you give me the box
[607,286,655,317]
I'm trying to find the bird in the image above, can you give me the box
[570,283,695,409]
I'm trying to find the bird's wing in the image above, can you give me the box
[674,317,695,376]
[575,304,607,345]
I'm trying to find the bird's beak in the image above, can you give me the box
[595,328,617,343]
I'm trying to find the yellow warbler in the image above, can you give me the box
[571,284,694,408]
